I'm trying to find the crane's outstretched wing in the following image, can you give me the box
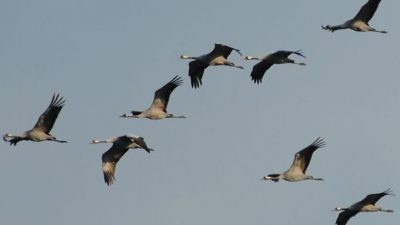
[359,189,394,205]
[336,209,358,225]
[289,137,325,173]
[189,60,208,88]
[210,43,242,59]
[33,93,65,133]
[101,141,130,186]
[353,0,382,23]
[272,50,306,59]
[250,60,273,84]
[150,76,183,111]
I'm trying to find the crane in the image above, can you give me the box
[120,75,185,120]
[3,93,67,145]
[262,137,325,182]
[180,43,244,88]
[91,134,153,185]
[333,189,394,225]
[244,50,306,84]
[322,0,387,33]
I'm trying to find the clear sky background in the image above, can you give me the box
[1,0,399,225]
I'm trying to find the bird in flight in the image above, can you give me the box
[322,0,387,33]
[180,43,244,88]
[244,50,306,84]
[91,134,154,186]
[262,137,325,182]
[333,189,394,225]
[120,75,186,120]
[3,93,67,145]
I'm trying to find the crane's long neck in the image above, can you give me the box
[262,173,282,182]
[120,111,145,118]
[3,133,21,140]
[322,24,347,32]
[166,114,186,119]
[3,133,28,145]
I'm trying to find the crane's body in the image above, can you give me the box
[244,50,306,84]
[262,137,325,182]
[181,43,244,88]
[334,189,394,225]
[120,76,185,120]
[3,93,67,145]
[322,0,386,33]
[91,134,153,186]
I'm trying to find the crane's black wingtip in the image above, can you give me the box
[312,137,326,148]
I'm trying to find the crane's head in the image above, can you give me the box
[90,139,102,144]
[91,139,112,144]
[260,175,280,182]
[243,56,259,60]
[3,133,13,142]
[332,207,345,212]
[180,55,192,59]
[120,113,137,118]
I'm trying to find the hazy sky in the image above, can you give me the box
[1,1,399,225]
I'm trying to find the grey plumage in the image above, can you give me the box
[334,189,395,225]
[244,50,306,84]
[322,0,386,33]
[120,76,185,120]
[262,137,325,182]
[91,134,154,186]
[181,43,244,88]
[3,93,67,145]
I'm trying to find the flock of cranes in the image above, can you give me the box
[3,0,394,225]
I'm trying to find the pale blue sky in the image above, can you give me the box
[1,0,399,225]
